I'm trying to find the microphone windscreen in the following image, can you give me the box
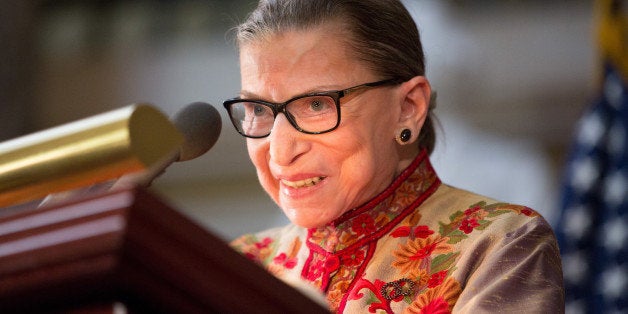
[172,102,222,161]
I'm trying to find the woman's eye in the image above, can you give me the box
[306,97,334,112]
[310,100,325,111]
[253,104,266,116]
[288,96,334,117]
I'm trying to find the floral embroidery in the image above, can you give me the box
[392,235,453,278]
[439,201,538,245]
[348,277,394,313]
[327,265,358,312]
[231,151,544,313]
[272,237,301,269]
[305,260,324,282]
[459,217,480,234]
[404,277,462,314]
[415,269,430,287]
[464,205,482,216]
[411,297,449,314]
[390,225,434,239]
[427,270,448,288]
[273,253,297,269]
[352,213,377,235]
[301,152,441,312]
[231,234,305,280]
[325,255,341,272]
[520,207,536,216]
[304,254,341,284]
[230,235,275,265]
[327,289,345,312]
[459,204,489,234]
[341,248,367,267]
[307,152,440,253]
[381,199,537,311]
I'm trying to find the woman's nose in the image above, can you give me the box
[268,113,308,166]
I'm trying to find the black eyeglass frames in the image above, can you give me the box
[223,78,401,138]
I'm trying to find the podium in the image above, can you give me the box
[0,188,328,313]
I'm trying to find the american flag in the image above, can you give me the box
[556,61,627,313]
[555,1,627,311]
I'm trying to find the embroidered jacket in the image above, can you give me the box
[231,152,564,313]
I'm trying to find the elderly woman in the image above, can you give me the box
[225,0,564,312]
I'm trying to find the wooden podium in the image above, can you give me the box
[0,188,328,313]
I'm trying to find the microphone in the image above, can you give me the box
[133,102,222,187]
[173,102,222,162]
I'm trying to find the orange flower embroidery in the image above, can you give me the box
[416,268,430,287]
[327,289,344,312]
[404,277,462,314]
[392,236,453,277]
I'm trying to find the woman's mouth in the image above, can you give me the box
[280,176,326,188]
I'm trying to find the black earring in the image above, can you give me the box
[397,129,412,144]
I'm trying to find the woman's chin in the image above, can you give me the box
[282,206,338,229]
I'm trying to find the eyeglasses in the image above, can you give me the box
[223,78,400,138]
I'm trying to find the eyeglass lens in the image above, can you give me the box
[228,94,339,137]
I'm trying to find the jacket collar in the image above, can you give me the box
[307,150,441,253]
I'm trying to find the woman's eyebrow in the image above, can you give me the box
[239,84,343,100]
[238,89,265,99]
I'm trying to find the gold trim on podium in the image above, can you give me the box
[0,104,183,207]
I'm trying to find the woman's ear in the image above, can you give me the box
[397,76,431,134]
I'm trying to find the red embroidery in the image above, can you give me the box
[418,297,450,314]
[325,255,341,272]
[521,207,534,216]
[348,277,395,314]
[352,214,377,235]
[255,237,272,249]
[459,217,480,234]
[341,248,366,267]
[390,225,434,239]
[306,259,325,281]
[273,253,297,269]
[232,152,540,312]
[463,205,482,216]
[427,271,448,288]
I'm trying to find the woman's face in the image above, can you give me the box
[240,27,408,228]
